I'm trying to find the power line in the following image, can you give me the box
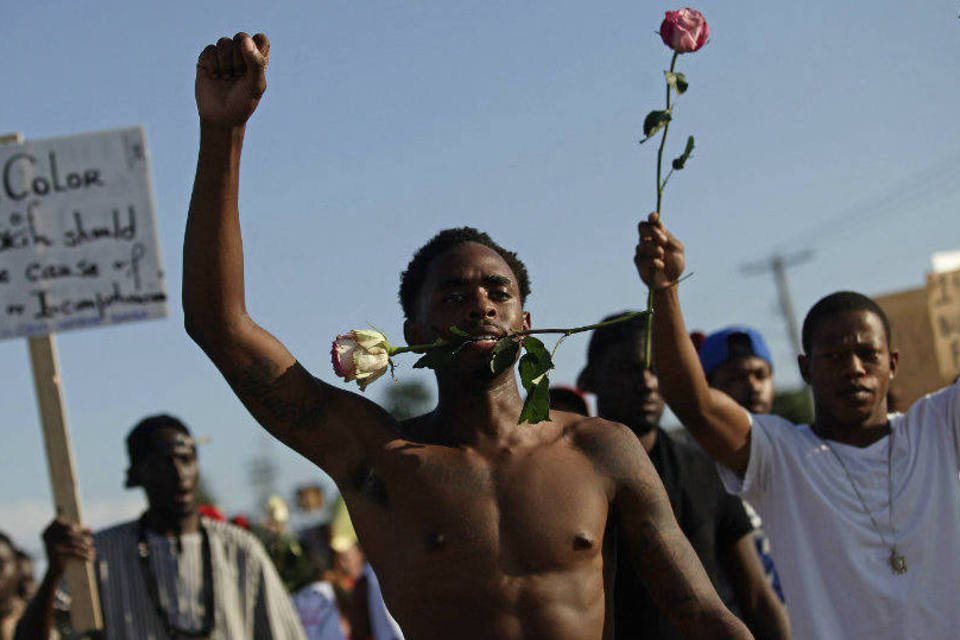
[772,151,960,253]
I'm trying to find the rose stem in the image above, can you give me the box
[646,50,680,369]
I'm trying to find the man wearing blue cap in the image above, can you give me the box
[579,314,789,639]
[699,328,775,416]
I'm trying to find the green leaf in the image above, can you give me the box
[664,71,689,95]
[489,337,521,376]
[517,336,554,396]
[519,374,551,424]
[522,336,553,371]
[671,135,695,170]
[641,110,672,140]
[517,352,541,390]
[448,326,470,338]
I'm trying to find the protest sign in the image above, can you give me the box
[2,127,166,633]
[926,268,960,383]
[0,127,166,340]
[875,287,941,409]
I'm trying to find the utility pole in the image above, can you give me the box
[741,250,814,357]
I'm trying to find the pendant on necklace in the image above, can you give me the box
[889,547,908,575]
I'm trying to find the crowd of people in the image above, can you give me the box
[2,30,958,639]
[1,415,404,640]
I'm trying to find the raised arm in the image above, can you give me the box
[183,33,396,481]
[634,213,752,475]
[588,422,751,639]
[15,519,95,640]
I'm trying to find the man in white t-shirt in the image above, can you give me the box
[635,213,960,639]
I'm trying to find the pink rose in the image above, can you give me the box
[331,329,392,390]
[660,9,709,54]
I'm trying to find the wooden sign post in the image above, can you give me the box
[29,333,104,632]
[1,129,167,634]
[1,131,102,632]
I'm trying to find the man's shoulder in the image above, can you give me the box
[561,415,651,482]
[204,518,268,555]
[93,519,138,544]
[562,414,637,453]
[748,411,808,446]
[899,380,960,424]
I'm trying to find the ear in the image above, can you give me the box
[403,319,423,347]
[124,464,143,489]
[522,310,531,333]
[888,349,899,380]
[577,367,594,393]
[797,353,811,385]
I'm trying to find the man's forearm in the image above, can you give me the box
[183,124,249,343]
[651,287,713,414]
[650,286,752,473]
[677,606,754,640]
[14,568,62,640]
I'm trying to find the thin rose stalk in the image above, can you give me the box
[388,310,649,356]
[646,50,680,369]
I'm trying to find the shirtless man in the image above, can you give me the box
[183,32,750,640]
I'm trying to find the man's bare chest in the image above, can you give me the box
[344,442,610,573]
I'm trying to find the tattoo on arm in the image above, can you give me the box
[584,421,746,637]
[635,515,708,619]
[227,356,330,460]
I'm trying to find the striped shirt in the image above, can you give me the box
[88,518,305,639]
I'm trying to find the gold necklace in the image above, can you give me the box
[818,424,907,575]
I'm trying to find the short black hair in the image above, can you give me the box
[126,415,191,469]
[801,291,891,354]
[399,227,531,320]
[585,311,649,367]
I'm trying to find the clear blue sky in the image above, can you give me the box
[2,1,958,554]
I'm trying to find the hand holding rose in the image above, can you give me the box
[635,212,686,292]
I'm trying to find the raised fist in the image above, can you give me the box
[195,32,270,127]
[634,212,686,290]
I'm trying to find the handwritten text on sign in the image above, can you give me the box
[927,268,960,382]
[0,127,167,340]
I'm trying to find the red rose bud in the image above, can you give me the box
[331,329,393,390]
[660,8,709,54]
